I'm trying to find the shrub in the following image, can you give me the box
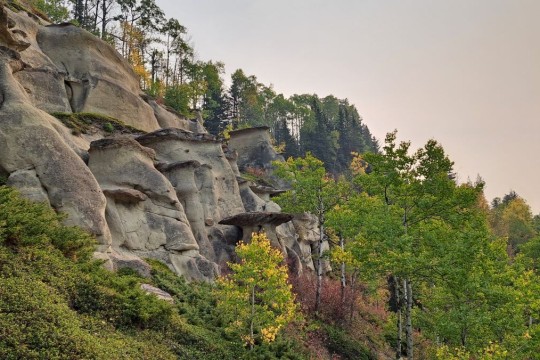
[0,186,94,259]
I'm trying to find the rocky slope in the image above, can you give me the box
[0,3,330,280]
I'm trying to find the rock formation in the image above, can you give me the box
[0,3,327,281]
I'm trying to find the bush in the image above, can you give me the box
[0,186,94,259]
[323,323,374,360]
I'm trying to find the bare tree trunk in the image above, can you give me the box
[395,277,402,359]
[93,0,100,32]
[349,270,357,323]
[340,233,346,303]
[75,0,84,25]
[100,0,107,39]
[405,279,413,360]
[315,220,323,313]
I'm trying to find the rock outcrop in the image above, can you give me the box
[0,2,327,281]
[0,46,112,249]
[137,128,244,265]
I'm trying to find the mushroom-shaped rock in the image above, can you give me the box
[219,211,293,227]
[219,211,303,273]
[250,184,287,202]
[228,126,288,189]
[219,212,292,253]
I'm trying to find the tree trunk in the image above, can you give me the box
[349,270,357,323]
[395,277,402,359]
[165,35,170,87]
[315,222,323,313]
[340,233,346,303]
[101,0,107,39]
[75,0,84,25]
[405,279,413,360]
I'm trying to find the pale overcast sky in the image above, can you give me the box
[157,0,540,212]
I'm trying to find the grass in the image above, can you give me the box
[51,112,145,136]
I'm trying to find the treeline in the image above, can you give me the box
[21,0,379,171]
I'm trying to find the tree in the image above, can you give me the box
[31,0,70,23]
[352,131,483,359]
[215,232,297,350]
[490,193,536,253]
[200,61,228,136]
[273,153,346,313]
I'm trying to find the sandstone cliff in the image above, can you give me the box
[0,3,328,280]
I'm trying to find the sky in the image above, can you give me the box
[157,0,540,212]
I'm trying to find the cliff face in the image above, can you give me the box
[0,4,326,280]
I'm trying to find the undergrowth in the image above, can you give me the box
[0,186,307,359]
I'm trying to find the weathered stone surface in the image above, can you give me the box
[110,251,152,278]
[137,128,245,264]
[88,137,217,281]
[141,284,174,302]
[5,9,73,113]
[292,212,331,273]
[157,160,214,261]
[0,48,112,248]
[89,138,194,250]
[228,126,288,188]
[142,95,206,133]
[0,4,325,282]
[6,169,49,204]
[219,212,293,227]
[36,24,159,131]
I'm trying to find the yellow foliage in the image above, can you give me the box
[350,152,368,175]
[215,232,298,348]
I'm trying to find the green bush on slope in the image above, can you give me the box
[0,186,308,359]
[0,186,177,359]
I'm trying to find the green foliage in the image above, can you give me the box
[51,112,143,135]
[216,233,298,349]
[163,83,193,117]
[322,323,375,360]
[0,187,309,359]
[0,187,178,359]
[490,193,536,252]
[28,0,69,22]
[0,186,94,259]
[273,153,347,219]
[102,122,114,133]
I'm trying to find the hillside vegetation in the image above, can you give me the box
[0,186,392,359]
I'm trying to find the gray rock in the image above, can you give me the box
[141,284,174,302]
